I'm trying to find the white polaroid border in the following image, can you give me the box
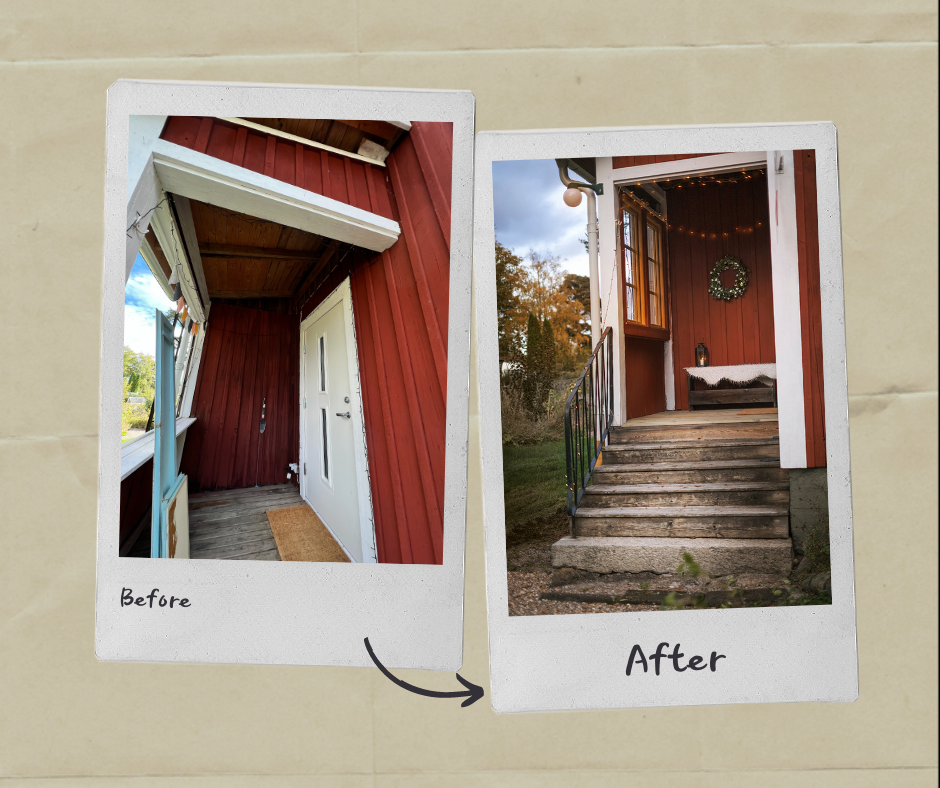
[474,123,858,712]
[96,80,474,669]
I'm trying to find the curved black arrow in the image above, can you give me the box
[364,637,484,708]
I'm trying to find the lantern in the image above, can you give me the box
[695,342,709,367]
[563,187,583,207]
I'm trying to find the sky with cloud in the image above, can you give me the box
[493,159,590,277]
[124,254,176,357]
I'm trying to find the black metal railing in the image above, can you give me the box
[564,326,614,527]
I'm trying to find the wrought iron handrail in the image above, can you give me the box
[564,326,614,527]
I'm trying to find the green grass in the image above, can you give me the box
[502,438,567,532]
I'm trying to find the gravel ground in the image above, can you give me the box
[505,513,659,615]
[508,570,659,616]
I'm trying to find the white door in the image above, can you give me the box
[303,303,362,561]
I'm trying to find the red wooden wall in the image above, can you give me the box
[344,122,453,565]
[667,172,776,411]
[794,150,826,468]
[161,117,395,220]
[613,153,728,168]
[180,303,299,492]
[119,458,152,553]
[624,337,667,419]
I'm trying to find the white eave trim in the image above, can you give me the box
[138,237,175,300]
[612,152,768,184]
[120,417,196,481]
[219,117,390,167]
[150,138,401,253]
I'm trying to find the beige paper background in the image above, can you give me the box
[0,2,936,785]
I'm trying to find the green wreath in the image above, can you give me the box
[708,256,749,301]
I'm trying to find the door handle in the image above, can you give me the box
[335,412,351,418]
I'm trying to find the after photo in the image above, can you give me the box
[494,150,831,613]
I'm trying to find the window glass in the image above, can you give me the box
[320,408,330,480]
[646,220,665,328]
[622,207,640,323]
[122,253,180,445]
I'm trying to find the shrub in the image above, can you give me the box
[501,376,572,446]
[122,402,151,432]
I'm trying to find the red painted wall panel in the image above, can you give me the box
[172,119,453,563]
[625,337,667,419]
[180,303,299,492]
[613,153,729,169]
[794,150,827,468]
[667,173,776,410]
[161,117,395,222]
[345,122,453,565]
[119,458,152,552]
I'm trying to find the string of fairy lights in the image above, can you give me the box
[621,168,769,239]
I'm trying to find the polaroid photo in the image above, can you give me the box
[474,123,858,711]
[96,80,474,669]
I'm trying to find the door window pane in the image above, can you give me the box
[320,408,330,480]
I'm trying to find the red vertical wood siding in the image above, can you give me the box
[667,173,776,410]
[180,303,299,492]
[793,150,827,468]
[624,337,667,419]
[343,122,453,565]
[613,153,729,169]
[119,459,152,551]
[160,117,395,221]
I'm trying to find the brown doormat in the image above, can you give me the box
[738,407,778,415]
[266,505,351,563]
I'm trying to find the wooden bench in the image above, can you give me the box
[685,365,777,411]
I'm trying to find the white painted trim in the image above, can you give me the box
[151,138,400,253]
[128,116,168,199]
[120,417,195,481]
[664,340,676,410]
[595,157,627,425]
[138,237,174,299]
[125,117,168,282]
[178,302,211,419]
[125,154,161,282]
[147,188,206,324]
[767,151,807,468]
[171,195,211,308]
[299,277,376,564]
[219,117,388,167]
[612,152,768,185]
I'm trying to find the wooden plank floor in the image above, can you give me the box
[625,409,779,427]
[128,483,304,560]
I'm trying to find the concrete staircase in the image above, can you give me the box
[552,419,793,578]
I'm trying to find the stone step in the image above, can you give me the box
[581,481,790,508]
[593,461,788,485]
[610,421,779,444]
[573,505,789,539]
[603,439,780,465]
[551,535,793,577]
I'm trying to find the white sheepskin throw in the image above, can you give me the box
[684,363,777,388]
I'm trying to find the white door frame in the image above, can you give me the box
[299,277,376,563]
[596,152,807,468]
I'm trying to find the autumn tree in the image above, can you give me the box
[562,273,592,359]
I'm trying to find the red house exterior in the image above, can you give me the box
[120,118,453,564]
